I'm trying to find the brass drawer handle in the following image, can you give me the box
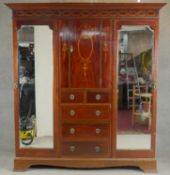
[69,94,75,101]
[96,128,101,134]
[70,145,76,152]
[95,146,101,152]
[95,94,101,101]
[69,128,75,134]
[69,110,76,116]
[95,110,101,117]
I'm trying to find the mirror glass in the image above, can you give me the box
[117,25,154,150]
[18,25,53,148]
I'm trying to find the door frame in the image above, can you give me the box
[113,19,159,158]
[13,19,57,157]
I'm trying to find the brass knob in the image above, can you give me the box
[95,146,101,152]
[70,145,75,152]
[95,94,101,101]
[95,110,101,117]
[69,94,75,101]
[69,128,75,134]
[96,128,101,134]
[69,110,75,116]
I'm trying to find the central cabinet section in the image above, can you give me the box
[59,20,113,157]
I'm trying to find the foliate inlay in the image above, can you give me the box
[14,9,158,18]
[78,34,94,77]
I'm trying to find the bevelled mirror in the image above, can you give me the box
[17,25,54,148]
[117,25,154,150]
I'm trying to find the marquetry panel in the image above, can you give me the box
[60,20,112,88]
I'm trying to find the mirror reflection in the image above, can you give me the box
[18,25,53,148]
[117,25,154,149]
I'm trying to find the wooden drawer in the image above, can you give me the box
[62,124,110,139]
[62,142,110,157]
[61,90,84,103]
[86,91,110,103]
[61,105,111,121]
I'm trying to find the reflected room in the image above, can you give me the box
[18,25,53,148]
[117,25,154,150]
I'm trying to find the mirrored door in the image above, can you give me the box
[17,25,54,148]
[116,25,154,150]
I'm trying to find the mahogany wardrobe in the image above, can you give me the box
[6,3,165,172]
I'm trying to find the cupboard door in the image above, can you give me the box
[116,21,157,154]
[16,25,54,150]
[59,20,112,89]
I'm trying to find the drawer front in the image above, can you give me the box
[62,124,110,139]
[62,105,111,121]
[62,142,110,157]
[61,90,84,103]
[86,91,110,103]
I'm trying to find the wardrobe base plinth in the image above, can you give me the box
[14,157,157,173]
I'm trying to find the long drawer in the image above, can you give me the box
[62,124,110,139]
[62,141,110,157]
[61,104,111,122]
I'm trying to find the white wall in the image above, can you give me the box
[34,26,53,137]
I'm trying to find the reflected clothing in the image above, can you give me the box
[20,84,35,119]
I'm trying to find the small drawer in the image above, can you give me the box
[62,124,110,138]
[61,90,84,103]
[87,91,110,103]
[62,142,110,157]
[62,105,111,121]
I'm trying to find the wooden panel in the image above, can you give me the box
[61,20,100,88]
[62,124,110,139]
[61,104,111,121]
[62,142,110,157]
[59,20,112,88]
